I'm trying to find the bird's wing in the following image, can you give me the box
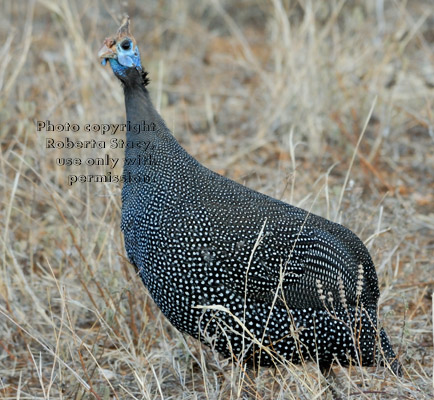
[217,219,377,310]
[157,189,379,311]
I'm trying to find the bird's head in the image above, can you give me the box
[98,16,148,85]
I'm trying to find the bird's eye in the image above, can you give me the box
[121,40,131,50]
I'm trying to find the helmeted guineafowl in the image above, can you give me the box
[99,17,401,375]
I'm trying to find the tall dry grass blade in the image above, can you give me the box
[335,96,377,221]
[0,307,91,391]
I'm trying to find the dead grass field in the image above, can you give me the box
[0,0,433,398]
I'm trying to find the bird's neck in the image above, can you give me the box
[122,81,190,182]
[124,83,163,145]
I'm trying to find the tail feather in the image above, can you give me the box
[379,328,402,376]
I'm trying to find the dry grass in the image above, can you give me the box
[0,0,433,398]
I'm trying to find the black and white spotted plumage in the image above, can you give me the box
[100,19,400,374]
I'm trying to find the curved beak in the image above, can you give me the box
[98,43,116,59]
[98,38,117,65]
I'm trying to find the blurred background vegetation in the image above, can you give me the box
[0,0,432,398]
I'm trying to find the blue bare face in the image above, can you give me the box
[101,38,142,78]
